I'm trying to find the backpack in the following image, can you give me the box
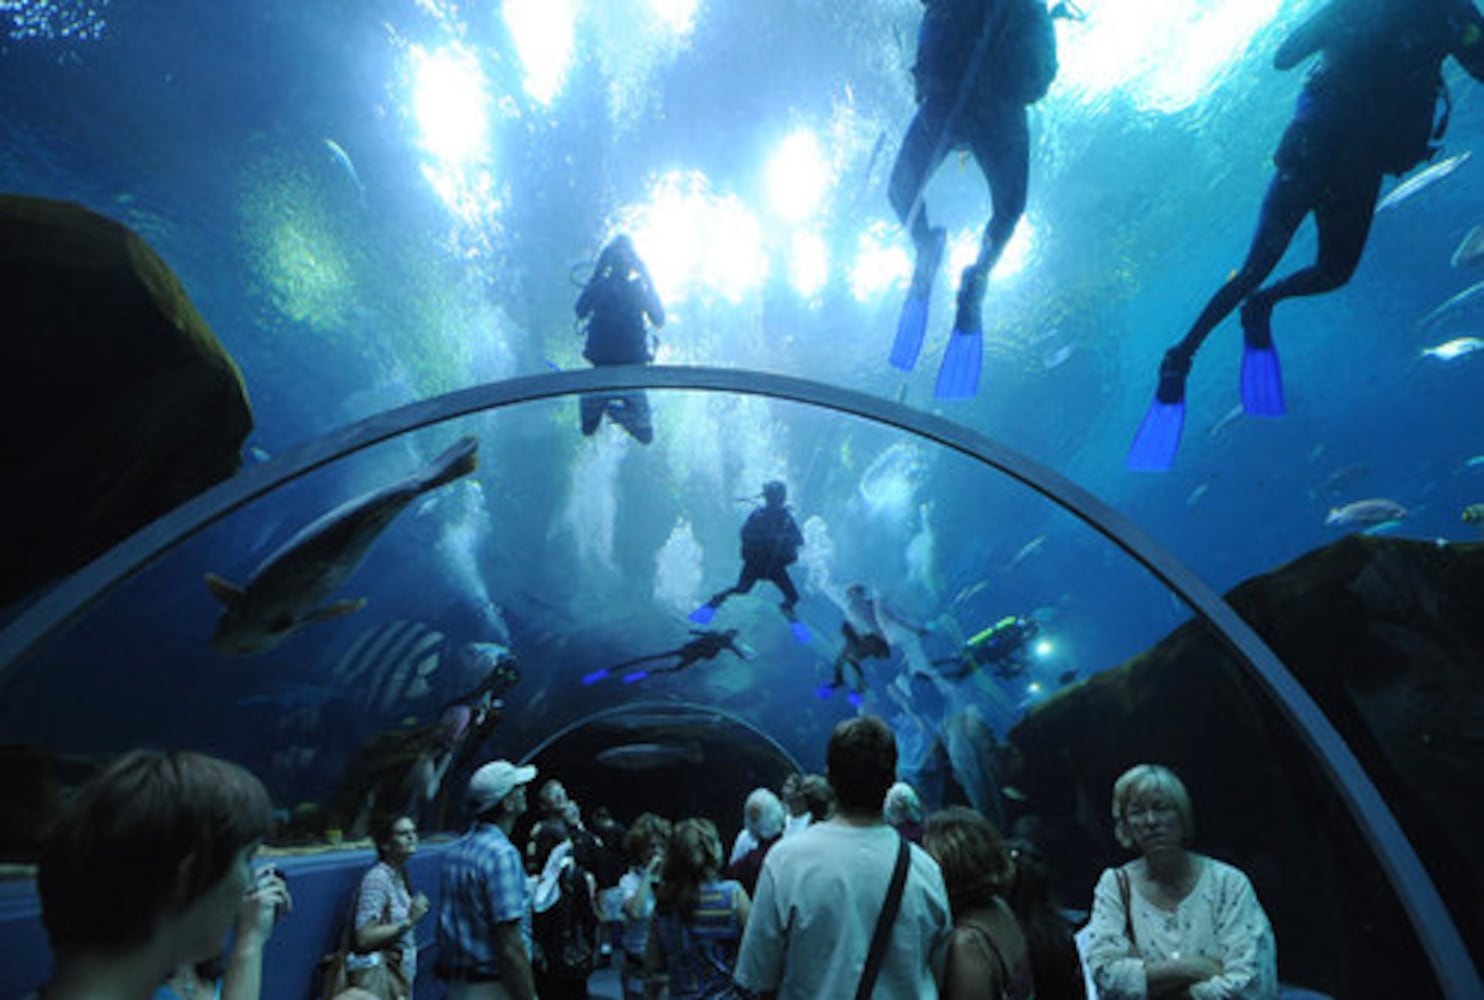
[989,0,1059,104]
[740,507,800,568]
[533,862,598,980]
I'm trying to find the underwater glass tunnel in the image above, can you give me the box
[1,1,1482,998]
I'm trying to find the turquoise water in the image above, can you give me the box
[2,1,1482,993]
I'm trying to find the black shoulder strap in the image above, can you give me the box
[855,836,912,1000]
[1115,867,1137,949]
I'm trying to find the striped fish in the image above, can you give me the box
[329,620,449,717]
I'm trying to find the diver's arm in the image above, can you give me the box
[639,267,665,328]
[1273,3,1336,71]
[1450,2,1484,81]
[576,277,601,319]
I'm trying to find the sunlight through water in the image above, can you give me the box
[501,0,577,106]
[766,128,833,224]
[407,42,499,231]
[1057,0,1290,113]
[616,170,769,306]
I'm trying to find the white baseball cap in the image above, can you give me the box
[467,760,537,814]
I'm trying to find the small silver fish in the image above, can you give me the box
[1376,151,1471,212]
[1208,403,1244,438]
[207,437,479,655]
[323,137,364,194]
[1451,223,1484,269]
[1325,498,1407,528]
[1416,278,1484,328]
[1419,336,1484,361]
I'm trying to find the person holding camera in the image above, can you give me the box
[34,750,291,1000]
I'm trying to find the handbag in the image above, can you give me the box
[316,882,412,1000]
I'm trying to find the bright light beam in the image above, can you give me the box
[503,0,577,106]
[767,128,832,224]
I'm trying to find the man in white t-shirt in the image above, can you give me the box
[734,716,951,999]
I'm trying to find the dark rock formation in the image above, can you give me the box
[0,195,252,607]
[1005,535,1483,1000]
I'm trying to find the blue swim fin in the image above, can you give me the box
[816,682,838,700]
[846,690,865,708]
[688,602,718,625]
[890,227,947,372]
[581,668,609,686]
[1239,300,1285,417]
[890,296,930,371]
[621,670,649,684]
[790,620,812,644]
[1126,350,1190,472]
[935,267,985,400]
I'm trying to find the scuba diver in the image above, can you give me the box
[933,614,1039,679]
[575,233,665,444]
[580,628,755,685]
[690,480,811,643]
[1129,0,1484,470]
[888,0,1062,399]
[819,583,932,704]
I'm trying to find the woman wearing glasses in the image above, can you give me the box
[1084,764,1277,1000]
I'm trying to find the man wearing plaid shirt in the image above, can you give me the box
[436,759,539,1000]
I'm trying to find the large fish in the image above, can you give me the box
[330,619,450,713]
[1325,498,1407,528]
[1375,151,1471,212]
[207,437,479,655]
[595,742,703,770]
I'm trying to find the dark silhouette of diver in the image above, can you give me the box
[689,480,810,643]
[933,614,1039,680]
[580,629,752,685]
[819,623,893,707]
[889,0,1060,399]
[576,233,665,444]
[1129,0,1484,470]
[819,583,931,704]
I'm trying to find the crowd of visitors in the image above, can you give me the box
[28,736,1280,1000]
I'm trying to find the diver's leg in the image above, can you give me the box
[1170,172,1311,361]
[890,106,952,250]
[646,654,697,676]
[710,564,761,607]
[1247,168,1383,312]
[968,108,1030,281]
[579,394,605,435]
[611,391,654,445]
[770,568,801,612]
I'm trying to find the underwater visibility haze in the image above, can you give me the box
[2,0,1483,997]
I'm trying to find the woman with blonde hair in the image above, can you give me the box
[1084,764,1277,999]
[924,806,1034,1000]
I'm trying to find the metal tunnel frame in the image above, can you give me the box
[0,365,1476,998]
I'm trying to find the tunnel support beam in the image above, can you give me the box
[1,366,1476,998]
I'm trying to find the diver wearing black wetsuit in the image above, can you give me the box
[575,234,665,444]
[607,629,748,678]
[703,480,805,616]
[1157,0,1484,401]
[890,0,1031,323]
